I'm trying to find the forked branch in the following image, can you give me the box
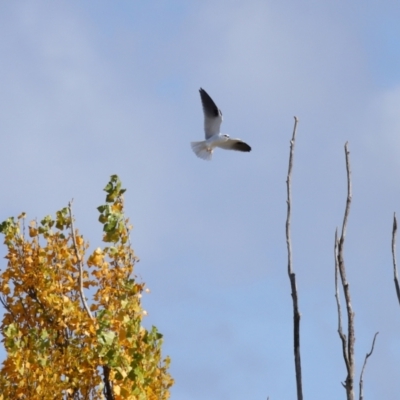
[359,332,379,400]
[285,116,303,400]
[335,142,355,400]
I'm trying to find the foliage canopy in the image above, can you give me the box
[0,175,173,399]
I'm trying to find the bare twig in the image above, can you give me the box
[285,116,303,400]
[359,332,379,400]
[336,142,355,400]
[392,213,400,305]
[68,200,93,320]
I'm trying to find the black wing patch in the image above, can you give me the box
[232,141,251,152]
[199,88,221,118]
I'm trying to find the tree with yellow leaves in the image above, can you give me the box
[0,175,173,400]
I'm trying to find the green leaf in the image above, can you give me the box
[41,215,54,227]
[0,217,16,234]
[98,215,108,224]
[55,207,70,230]
[103,175,126,203]
[40,329,49,340]
[101,330,116,346]
[3,323,18,338]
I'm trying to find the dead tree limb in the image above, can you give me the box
[334,230,349,376]
[391,213,400,305]
[285,116,303,400]
[335,142,355,400]
[359,332,379,400]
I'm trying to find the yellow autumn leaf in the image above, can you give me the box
[28,227,38,237]
[119,328,127,341]
[111,203,123,212]
[114,385,121,395]
[1,283,10,295]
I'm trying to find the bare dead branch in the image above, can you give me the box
[336,142,355,400]
[340,143,352,244]
[334,229,349,376]
[286,117,299,276]
[68,200,93,320]
[359,332,379,400]
[392,213,400,305]
[285,116,303,400]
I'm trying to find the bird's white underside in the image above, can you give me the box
[204,112,223,139]
[191,134,242,160]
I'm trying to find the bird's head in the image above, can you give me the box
[222,134,230,141]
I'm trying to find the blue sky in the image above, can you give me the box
[1,1,400,398]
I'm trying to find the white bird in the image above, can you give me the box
[191,88,252,160]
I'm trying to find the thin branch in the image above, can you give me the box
[340,143,352,244]
[391,213,400,305]
[285,116,303,400]
[0,295,17,321]
[336,142,355,400]
[359,332,379,400]
[68,200,93,320]
[334,230,349,375]
[286,117,299,277]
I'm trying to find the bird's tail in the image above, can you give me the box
[191,141,213,160]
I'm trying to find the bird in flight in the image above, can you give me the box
[191,88,252,160]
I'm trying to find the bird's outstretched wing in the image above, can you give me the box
[199,88,223,139]
[217,138,252,152]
